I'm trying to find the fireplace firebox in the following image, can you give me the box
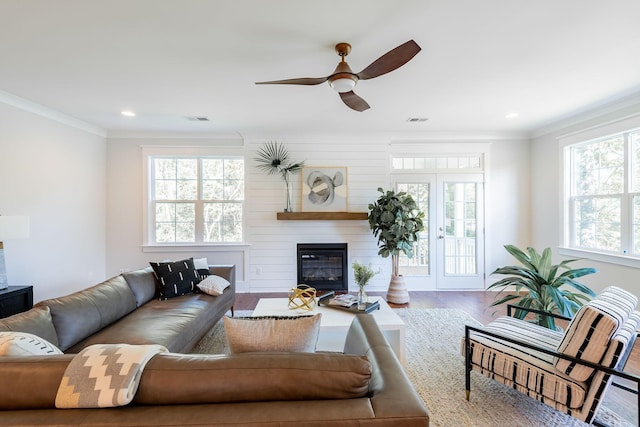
[297,243,348,293]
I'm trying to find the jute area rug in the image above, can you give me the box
[192,308,632,427]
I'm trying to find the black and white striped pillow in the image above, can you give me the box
[0,332,63,356]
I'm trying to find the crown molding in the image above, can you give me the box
[0,90,106,137]
[530,90,640,139]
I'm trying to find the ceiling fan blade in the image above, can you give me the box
[255,77,328,86]
[339,91,370,112]
[356,40,421,81]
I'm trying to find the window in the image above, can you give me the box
[392,154,482,171]
[565,128,640,256]
[149,156,244,244]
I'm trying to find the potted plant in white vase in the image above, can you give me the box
[352,261,377,310]
[368,187,424,304]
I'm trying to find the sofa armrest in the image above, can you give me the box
[344,315,429,425]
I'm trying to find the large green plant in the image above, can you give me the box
[368,188,425,276]
[489,245,597,330]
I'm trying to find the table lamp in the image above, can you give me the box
[0,216,30,290]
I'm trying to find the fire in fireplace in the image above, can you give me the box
[297,243,348,293]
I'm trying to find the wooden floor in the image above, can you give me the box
[235,290,639,424]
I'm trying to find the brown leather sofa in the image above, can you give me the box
[0,265,235,353]
[0,314,429,426]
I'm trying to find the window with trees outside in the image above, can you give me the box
[149,156,244,244]
[565,128,640,256]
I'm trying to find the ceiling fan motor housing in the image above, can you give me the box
[329,61,358,92]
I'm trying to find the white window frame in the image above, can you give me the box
[141,146,247,251]
[560,113,640,268]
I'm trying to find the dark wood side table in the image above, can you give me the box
[0,285,33,319]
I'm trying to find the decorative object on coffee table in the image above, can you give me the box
[368,188,424,304]
[287,284,317,311]
[352,261,376,310]
[317,291,380,314]
[254,141,305,212]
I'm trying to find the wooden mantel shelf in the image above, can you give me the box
[276,212,368,221]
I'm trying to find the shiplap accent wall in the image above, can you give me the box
[104,134,530,294]
[244,137,391,292]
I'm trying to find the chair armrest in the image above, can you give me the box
[464,324,640,386]
[506,304,572,321]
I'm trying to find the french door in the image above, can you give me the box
[395,173,485,290]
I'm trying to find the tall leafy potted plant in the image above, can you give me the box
[368,187,424,304]
[489,244,597,330]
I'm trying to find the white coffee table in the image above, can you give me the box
[252,296,406,363]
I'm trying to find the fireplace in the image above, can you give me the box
[297,243,348,293]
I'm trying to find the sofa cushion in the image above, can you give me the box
[38,276,138,351]
[134,352,371,405]
[150,258,199,300]
[193,257,209,270]
[193,257,211,279]
[224,314,321,353]
[0,332,63,356]
[0,306,60,347]
[65,292,232,354]
[555,286,638,381]
[122,267,158,307]
[197,275,230,296]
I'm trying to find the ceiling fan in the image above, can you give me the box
[255,40,421,112]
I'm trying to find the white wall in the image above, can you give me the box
[106,133,530,293]
[484,138,532,279]
[0,102,106,303]
[531,97,640,295]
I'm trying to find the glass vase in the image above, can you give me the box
[284,175,293,212]
[357,286,367,311]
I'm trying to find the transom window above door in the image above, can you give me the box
[392,155,483,171]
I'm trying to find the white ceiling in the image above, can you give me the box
[1,0,640,137]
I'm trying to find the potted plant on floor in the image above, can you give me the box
[368,187,424,304]
[489,244,597,330]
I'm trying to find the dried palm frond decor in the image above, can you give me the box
[254,141,305,212]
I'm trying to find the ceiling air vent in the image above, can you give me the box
[186,116,210,122]
[407,117,428,123]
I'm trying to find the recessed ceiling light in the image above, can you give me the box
[505,112,519,119]
[121,110,136,117]
[407,117,428,122]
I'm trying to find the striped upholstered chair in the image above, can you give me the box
[463,286,640,425]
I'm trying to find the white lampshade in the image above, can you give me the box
[0,216,30,240]
[0,216,29,290]
[330,78,356,93]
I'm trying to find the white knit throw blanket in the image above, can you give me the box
[56,343,167,408]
